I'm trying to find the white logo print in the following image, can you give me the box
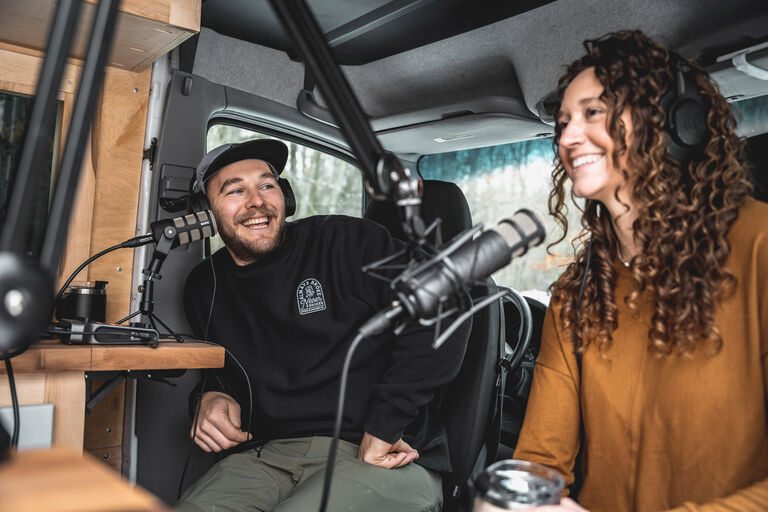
[297,278,327,315]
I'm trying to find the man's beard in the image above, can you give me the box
[218,211,286,264]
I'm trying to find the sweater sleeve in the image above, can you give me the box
[665,481,768,511]
[363,317,469,443]
[513,304,582,491]
[358,222,470,444]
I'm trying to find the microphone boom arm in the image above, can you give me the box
[267,0,425,240]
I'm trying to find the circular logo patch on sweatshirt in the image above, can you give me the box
[297,278,327,315]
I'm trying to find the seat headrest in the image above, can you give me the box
[746,132,768,203]
[364,180,473,243]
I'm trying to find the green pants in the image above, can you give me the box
[176,436,443,512]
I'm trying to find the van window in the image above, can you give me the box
[207,124,363,252]
[733,93,768,137]
[0,90,60,260]
[419,138,582,302]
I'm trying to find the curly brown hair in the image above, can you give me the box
[549,30,752,356]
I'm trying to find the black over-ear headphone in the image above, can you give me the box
[659,55,709,163]
[188,167,297,217]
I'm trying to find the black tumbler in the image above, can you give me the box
[56,281,107,323]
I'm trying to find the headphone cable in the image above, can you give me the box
[54,234,154,312]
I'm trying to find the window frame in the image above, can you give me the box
[207,117,368,215]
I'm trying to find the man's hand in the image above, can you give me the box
[531,498,588,511]
[191,391,251,452]
[357,432,419,469]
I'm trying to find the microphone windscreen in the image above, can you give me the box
[495,209,546,257]
[175,210,217,246]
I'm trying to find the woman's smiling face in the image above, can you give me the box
[557,67,633,207]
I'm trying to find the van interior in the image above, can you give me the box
[0,0,767,509]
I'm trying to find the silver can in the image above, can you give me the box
[472,459,565,510]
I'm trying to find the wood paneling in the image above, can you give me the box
[87,66,152,322]
[44,372,86,449]
[85,0,173,23]
[56,92,97,291]
[86,446,123,473]
[0,47,96,295]
[85,380,125,449]
[0,0,203,479]
[0,35,153,324]
[0,0,200,325]
[0,372,86,450]
[0,373,47,405]
[0,46,79,94]
[0,0,199,72]
[170,0,202,31]
[0,448,169,512]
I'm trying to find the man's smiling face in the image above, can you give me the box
[206,159,286,266]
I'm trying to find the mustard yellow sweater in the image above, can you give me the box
[514,197,768,511]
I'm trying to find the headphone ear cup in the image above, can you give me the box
[279,177,296,217]
[188,192,211,213]
[188,179,211,213]
[660,60,709,162]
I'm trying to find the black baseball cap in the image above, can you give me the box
[196,139,289,194]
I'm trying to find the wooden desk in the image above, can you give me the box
[0,340,224,451]
[0,448,170,511]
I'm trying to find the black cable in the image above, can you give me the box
[5,360,20,448]
[172,336,255,504]
[184,258,255,434]
[318,331,366,512]
[183,338,253,437]
[54,234,154,308]
[204,256,216,343]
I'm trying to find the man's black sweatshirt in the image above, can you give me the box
[183,215,469,472]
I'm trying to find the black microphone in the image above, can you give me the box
[359,209,545,337]
[143,210,218,278]
[149,210,217,249]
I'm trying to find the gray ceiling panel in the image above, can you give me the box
[377,113,551,155]
[193,28,304,109]
[192,0,768,157]
[495,0,768,114]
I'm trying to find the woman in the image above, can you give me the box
[513,30,768,511]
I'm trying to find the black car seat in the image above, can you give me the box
[746,131,768,203]
[364,180,505,512]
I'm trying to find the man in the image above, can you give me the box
[178,139,468,511]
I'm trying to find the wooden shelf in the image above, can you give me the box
[1,339,224,373]
[0,448,169,511]
[0,340,223,451]
[0,0,200,72]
